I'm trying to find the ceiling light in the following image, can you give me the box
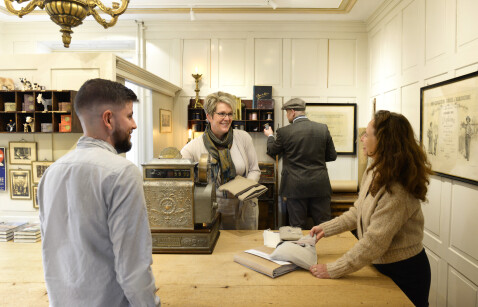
[4,0,129,48]
[190,8,196,21]
[268,0,278,10]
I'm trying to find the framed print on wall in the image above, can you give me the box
[160,109,172,133]
[305,103,357,155]
[9,142,37,165]
[9,169,31,200]
[32,161,53,184]
[420,70,478,185]
[33,186,39,209]
[0,147,6,192]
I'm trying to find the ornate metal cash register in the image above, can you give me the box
[143,150,220,254]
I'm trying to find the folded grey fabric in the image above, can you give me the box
[270,235,317,270]
[219,175,268,201]
[279,226,302,240]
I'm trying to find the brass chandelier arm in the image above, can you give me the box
[88,0,129,16]
[89,9,118,29]
[4,0,45,17]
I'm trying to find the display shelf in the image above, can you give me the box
[0,90,81,133]
[188,99,274,133]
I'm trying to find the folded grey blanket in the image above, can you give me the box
[218,175,268,201]
[269,235,317,270]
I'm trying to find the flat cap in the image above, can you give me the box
[282,98,306,110]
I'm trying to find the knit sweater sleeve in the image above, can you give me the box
[325,189,411,278]
[319,206,357,237]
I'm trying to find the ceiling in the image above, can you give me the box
[0,0,387,22]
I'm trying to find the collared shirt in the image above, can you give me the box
[38,136,159,307]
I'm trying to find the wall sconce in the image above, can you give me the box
[192,66,203,109]
[4,0,129,48]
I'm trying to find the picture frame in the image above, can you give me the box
[33,185,39,209]
[305,103,357,155]
[0,147,6,192]
[9,142,37,165]
[32,161,53,184]
[420,71,478,185]
[160,109,172,133]
[9,169,31,200]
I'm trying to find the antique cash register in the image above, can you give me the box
[142,151,220,254]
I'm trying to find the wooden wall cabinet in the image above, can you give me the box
[188,99,274,133]
[258,162,277,230]
[0,90,81,133]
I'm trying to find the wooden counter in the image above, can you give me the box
[0,231,412,306]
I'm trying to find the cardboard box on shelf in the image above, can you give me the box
[4,102,16,111]
[58,102,71,112]
[60,114,71,123]
[41,123,53,132]
[59,122,71,132]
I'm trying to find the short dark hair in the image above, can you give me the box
[74,78,137,116]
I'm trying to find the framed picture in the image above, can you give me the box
[32,161,53,184]
[306,103,357,155]
[160,109,172,133]
[9,169,31,200]
[420,71,478,185]
[33,186,39,209]
[9,142,37,165]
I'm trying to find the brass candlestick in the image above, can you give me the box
[192,73,203,108]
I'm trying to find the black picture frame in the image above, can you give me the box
[420,71,478,186]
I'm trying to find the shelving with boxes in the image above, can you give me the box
[187,98,274,133]
[0,90,81,133]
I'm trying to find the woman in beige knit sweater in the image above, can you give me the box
[309,110,433,307]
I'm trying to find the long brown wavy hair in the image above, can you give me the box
[367,110,433,201]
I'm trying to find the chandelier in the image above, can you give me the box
[4,0,129,48]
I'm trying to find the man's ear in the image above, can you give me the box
[102,110,114,130]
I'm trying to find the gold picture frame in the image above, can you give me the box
[9,142,37,165]
[33,185,39,209]
[32,161,53,184]
[9,169,32,200]
[160,109,172,133]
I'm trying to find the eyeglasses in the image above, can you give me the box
[214,112,234,119]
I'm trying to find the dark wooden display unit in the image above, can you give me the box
[0,90,81,133]
[188,99,274,133]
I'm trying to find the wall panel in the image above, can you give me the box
[51,68,100,90]
[328,39,356,87]
[400,82,420,136]
[456,0,478,50]
[182,39,210,89]
[425,0,447,62]
[218,39,246,87]
[254,38,282,86]
[291,39,324,88]
[447,267,478,306]
[146,39,174,81]
[402,0,420,73]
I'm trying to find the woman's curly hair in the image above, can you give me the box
[368,110,433,201]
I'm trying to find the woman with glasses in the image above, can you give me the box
[309,110,433,307]
[181,91,261,230]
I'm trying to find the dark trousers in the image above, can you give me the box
[286,196,331,229]
[374,249,431,307]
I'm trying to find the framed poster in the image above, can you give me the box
[9,169,31,200]
[9,142,37,165]
[33,186,39,209]
[0,147,6,192]
[420,71,478,185]
[160,109,172,133]
[32,161,53,184]
[306,103,357,155]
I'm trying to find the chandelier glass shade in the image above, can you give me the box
[4,0,129,48]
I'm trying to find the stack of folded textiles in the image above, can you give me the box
[13,223,41,243]
[218,175,268,201]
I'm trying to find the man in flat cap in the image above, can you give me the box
[264,98,337,229]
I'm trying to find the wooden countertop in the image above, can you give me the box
[0,231,412,306]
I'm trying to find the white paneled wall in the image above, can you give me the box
[368,0,478,306]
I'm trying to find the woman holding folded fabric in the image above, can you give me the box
[181,91,261,230]
[309,110,433,307]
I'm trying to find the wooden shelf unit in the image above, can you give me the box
[188,99,274,133]
[0,90,81,133]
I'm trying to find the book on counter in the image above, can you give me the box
[234,245,298,278]
[0,222,28,236]
[13,223,41,243]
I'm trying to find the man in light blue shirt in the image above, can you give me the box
[38,78,160,306]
